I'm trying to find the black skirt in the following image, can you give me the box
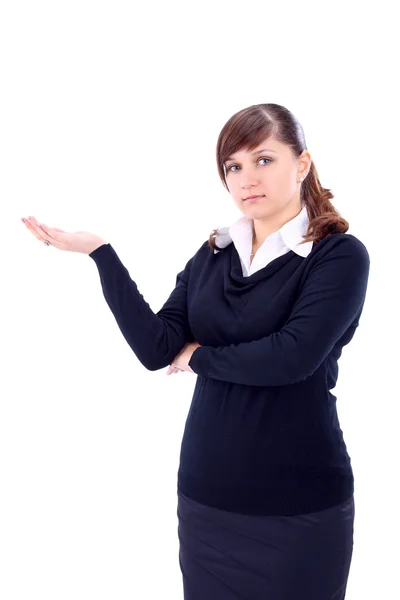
[177,490,355,600]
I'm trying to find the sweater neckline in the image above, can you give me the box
[229,243,298,284]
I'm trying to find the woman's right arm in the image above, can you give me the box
[89,243,199,371]
[21,215,202,372]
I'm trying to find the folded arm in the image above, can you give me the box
[189,236,370,386]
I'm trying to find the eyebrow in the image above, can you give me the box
[225,148,278,162]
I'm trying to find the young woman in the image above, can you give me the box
[22,103,370,599]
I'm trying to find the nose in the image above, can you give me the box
[239,167,260,189]
[240,174,259,190]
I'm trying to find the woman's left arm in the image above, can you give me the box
[188,236,370,387]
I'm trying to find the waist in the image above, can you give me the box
[177,468,354,516]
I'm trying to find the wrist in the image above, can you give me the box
[88,238,107,254]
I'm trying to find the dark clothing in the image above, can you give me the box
[89,233,369,515]
[177,490,355,600]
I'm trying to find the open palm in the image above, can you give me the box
[21,215,106,255]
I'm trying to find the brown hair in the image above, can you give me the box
[208,103,349,252]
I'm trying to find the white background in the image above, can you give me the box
[1,1,398,598]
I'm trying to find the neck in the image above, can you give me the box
[251,202,303,247]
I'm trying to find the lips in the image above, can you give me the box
[244,195,264,200]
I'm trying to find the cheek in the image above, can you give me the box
[226,180,240,197]
[269,170,291,189]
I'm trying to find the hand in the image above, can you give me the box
[166,365,184,376]
[166,342,202,375]
[21,215,107,255]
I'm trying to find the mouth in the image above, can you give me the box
[244,195,264,201]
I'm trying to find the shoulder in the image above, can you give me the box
[301,233,370,290]
[181,240,213,273]
[314,232,370,266]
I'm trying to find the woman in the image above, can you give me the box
[22,103,370,599]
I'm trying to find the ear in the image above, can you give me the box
[298,150,312,178]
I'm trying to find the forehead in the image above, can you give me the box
[226,138,286,161]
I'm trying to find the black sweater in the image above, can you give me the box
[89,232,370,516]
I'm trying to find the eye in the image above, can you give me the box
[226,157,272,172]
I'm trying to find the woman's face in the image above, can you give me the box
[223,137,309,218]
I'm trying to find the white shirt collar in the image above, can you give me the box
[213,204,313,259]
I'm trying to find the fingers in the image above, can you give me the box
[166,365,182,375]
[29,217,55,238]
[22,216,63,249]
[41,224,66,234]
[22,217,48,243]
[38,222,60,240]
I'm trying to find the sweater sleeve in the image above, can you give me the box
[188,235,370,386]
[89,243,198,371]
